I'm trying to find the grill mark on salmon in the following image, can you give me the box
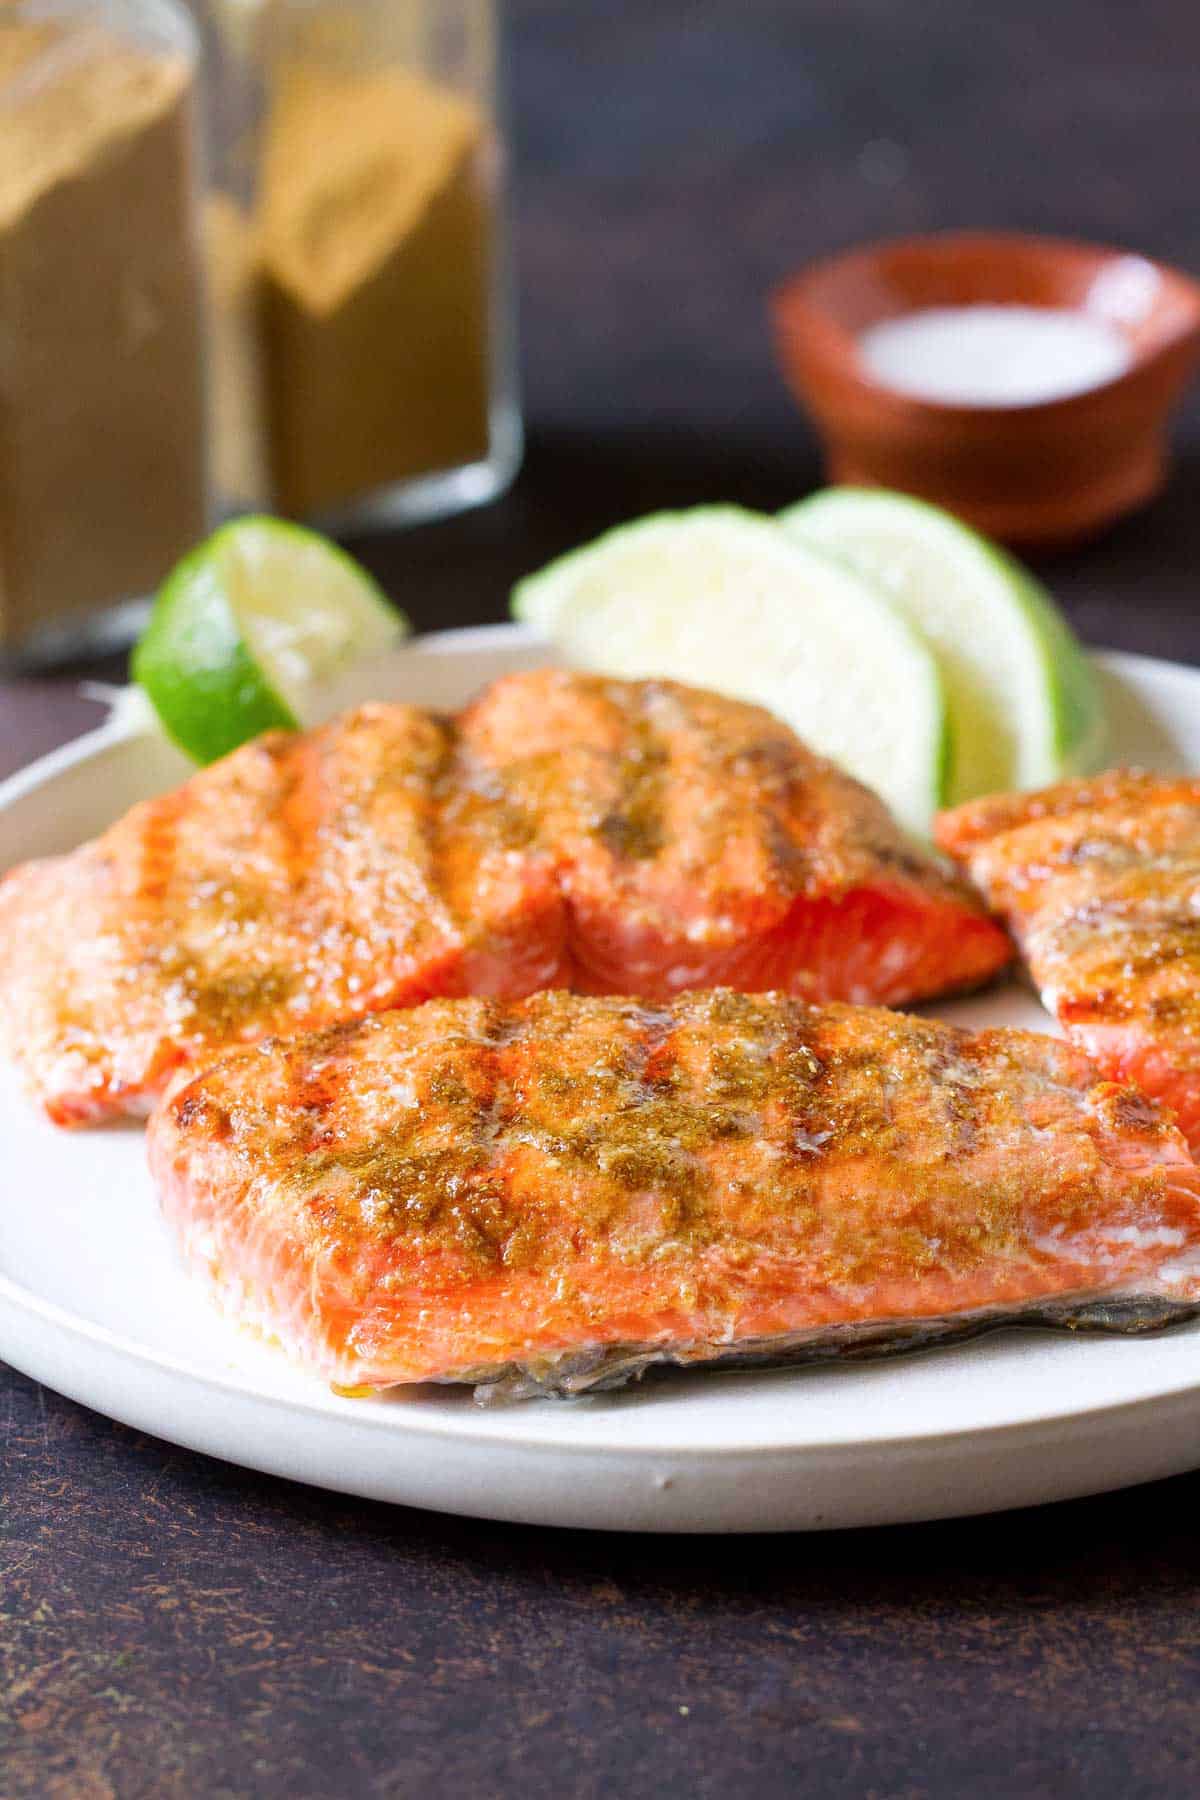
[0,674,1009,1126]
[459,671,1009,1004]
[0,703,569,1125]
[938,771,1200,1153]
[147,990,1200,1400]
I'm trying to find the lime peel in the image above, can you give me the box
[133,517,407,765]
[512,505,947,834]
[781,487,1106,805]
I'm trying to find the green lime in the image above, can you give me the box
[780,488,1106,805]
[133,517,408,764]
[512,506,947,834]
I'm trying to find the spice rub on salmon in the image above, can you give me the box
[0,703,568,1126]
[149,990,1200,1399]
[460,670,1009,1001]
[938,772,1200,1154]
[0,672,1009,1127]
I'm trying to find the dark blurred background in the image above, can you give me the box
[515,0,1199,435]
[357,0,1200,654]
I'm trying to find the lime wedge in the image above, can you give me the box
[512,506,947,833]
[780,488,1105,804]
[133,517,408,763]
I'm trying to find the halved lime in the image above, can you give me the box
[780,488,1105,804]
[512,506,947,833]
[133,517,408,763]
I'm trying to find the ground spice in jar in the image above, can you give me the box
[205,190,271,510]
[0,16,207,657]
[206,58,492,522]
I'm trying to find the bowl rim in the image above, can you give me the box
[771,229,1200,419]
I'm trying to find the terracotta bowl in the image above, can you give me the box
[771,233,1200,548]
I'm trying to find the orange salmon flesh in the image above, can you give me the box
[148,990,1200,1399]
[0,672,1010,1126]
[939,771,1200,1155]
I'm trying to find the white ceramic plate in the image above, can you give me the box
[3,627,1200,1533]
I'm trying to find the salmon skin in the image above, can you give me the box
[938,771,1200,1154]
[148,989,1200,1401]
[0,673,1009,1127]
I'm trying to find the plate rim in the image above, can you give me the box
[3,631,1200,1466]
[0,634,1179,816]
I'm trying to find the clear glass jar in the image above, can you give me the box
[0,0,208,663]
[203,0,521,532]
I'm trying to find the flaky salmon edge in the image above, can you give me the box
[159,1243,1200,1405]
[150,1140,1200,1405]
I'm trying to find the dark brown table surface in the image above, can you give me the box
[6,2,1200,1794]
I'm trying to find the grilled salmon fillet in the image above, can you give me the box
[461,671,1009,1001]
[0,672,1009,1126]
[938,772,1200,1154]
[0,704,568,1126]
[148,990,1200,1399]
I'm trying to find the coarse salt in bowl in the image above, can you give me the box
[771,233,1200,548]
[858,304,1132,408]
